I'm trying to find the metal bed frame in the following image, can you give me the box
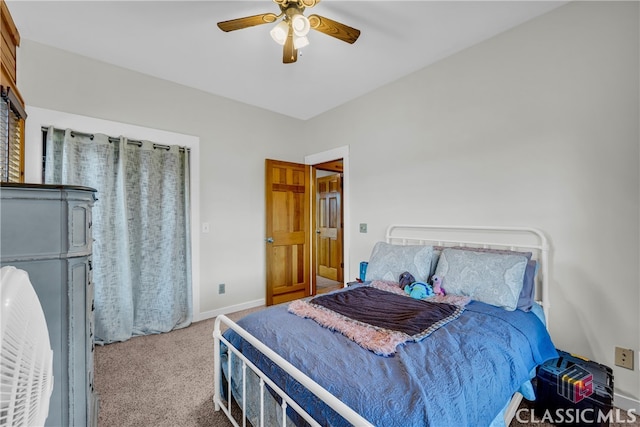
[213,224,551,426]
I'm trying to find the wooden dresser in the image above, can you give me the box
[0,183,99,426]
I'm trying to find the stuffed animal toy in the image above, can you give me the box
[404,281,434,299]
[431,275,445,296]
[399,271,416,288]
[399,271,435,299]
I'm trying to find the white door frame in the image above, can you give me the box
[305,146,350,285]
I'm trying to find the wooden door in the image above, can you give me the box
[316,174,343,282]
[265,159,311,306]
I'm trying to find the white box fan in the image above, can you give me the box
[0,266,54,427]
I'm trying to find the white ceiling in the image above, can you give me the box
[7,1,566,120]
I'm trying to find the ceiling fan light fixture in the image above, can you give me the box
[293,35,309,50]
[291,14,310,37]
[217,3,360,64]
[270,20,289,45]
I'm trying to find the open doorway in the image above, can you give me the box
[314,160,343,295]
[265,146,350,306]
[305,145,350,297]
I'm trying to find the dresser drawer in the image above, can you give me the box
[0,185,95,261]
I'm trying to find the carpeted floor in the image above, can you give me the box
[94,307,262,427]
[95,307,637,427]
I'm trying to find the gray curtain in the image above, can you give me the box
[45,127,192,343]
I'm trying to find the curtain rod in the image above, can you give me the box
[41,126,190,152]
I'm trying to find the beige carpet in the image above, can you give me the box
[95,307,635,427]
[94,307,262,427]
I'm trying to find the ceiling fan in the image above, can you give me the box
[217,0,361,64]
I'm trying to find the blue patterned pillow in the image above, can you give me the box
[434,248,527,311]
[430,246,537,311]
[365,242,433,283]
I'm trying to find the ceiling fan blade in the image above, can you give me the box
[283,26,298,63]
[217,13,278,32]
[308,14,360,44]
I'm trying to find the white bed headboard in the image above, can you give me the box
[385,224,551,327]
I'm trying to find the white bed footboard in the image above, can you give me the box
[213,314,374,427]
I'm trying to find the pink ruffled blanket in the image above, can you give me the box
[288,282,469,356]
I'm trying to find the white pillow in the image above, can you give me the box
[365,242,433,283]
[434,248,527,311]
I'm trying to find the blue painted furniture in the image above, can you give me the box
[1,183,98,427]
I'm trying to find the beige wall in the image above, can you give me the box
[18,39,307,315]
[303,1,639,404]
[17,1,639,406]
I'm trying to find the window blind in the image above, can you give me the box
[1,86,25,183]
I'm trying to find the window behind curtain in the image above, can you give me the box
[0,86,25,183]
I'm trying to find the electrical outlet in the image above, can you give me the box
[218,283,225,294]
[615,347,634,370]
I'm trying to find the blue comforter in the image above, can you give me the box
[222,285,557,427]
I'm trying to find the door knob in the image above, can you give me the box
[265,237,274,243]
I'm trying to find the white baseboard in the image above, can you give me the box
[194,298,265,322]
[615,392,640,412]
